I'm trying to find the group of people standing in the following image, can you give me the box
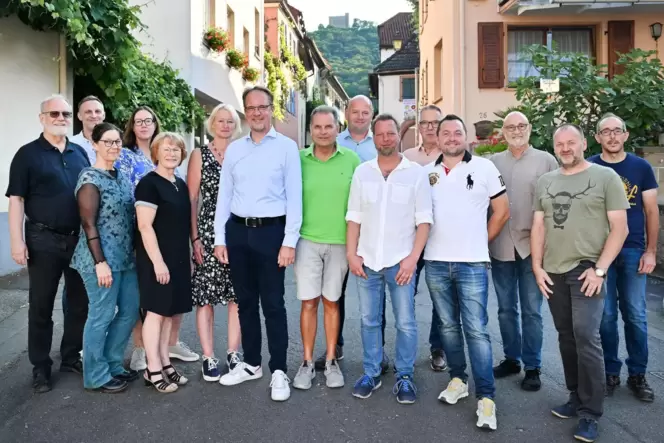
[6,86,657,443]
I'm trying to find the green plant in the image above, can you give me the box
[226,48,248,70]
[264,52,286,120]
[279,25,307,88]
[305,87,326,128]
[242,67,260,83]
[203,27,230,53]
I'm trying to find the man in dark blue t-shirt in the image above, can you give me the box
[588,113,659,403]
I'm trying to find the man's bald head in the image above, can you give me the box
[502,111,531,149]
[346,95,373,134]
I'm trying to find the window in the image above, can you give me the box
[507,27,594,83]
[400,76,416,101]
[205,0,215,27]
[434,39,442,99]
[227,6,235,48]
[254,8,261,57]
[243,27,250,57]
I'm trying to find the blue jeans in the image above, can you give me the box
[600,247,649,376]
[425,261,495,399]
[357,264,417,378]
[490,254,543,370]
[80,270,140,389]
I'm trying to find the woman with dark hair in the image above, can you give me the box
[116,106,199,372]
[70,122,139,393]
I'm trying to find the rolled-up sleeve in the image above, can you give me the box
[213,152,234,246]
[345,168,363,224]
[414,168,434,226]
[282,142,303,248]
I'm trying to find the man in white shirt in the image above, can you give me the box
[346,113,433,405]
[424,114,509,431]
[70,95,105,164]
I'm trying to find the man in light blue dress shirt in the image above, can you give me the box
[213,86,302,402]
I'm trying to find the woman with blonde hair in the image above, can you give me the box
[187,103,243,381]
[135,132,192,393]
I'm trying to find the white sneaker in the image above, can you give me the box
[270,370,291,401]
[476,398,497,430]
[168,341,200,362]
[438,377,469,404]
[219,362,263,386]
[130,347,147,371]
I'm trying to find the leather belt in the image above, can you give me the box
[27,219,78,236]
[230,213,286,228]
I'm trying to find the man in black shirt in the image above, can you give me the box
[6,94,90,393]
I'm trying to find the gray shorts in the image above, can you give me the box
[294,238,348,302]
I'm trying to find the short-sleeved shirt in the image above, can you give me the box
[424,151,506,263]
[337,129,376,162]
[403,145,442,166]
[489,146,559,261]
[115,147,182,195]
[300,144,361,244]
[70,168,136,274]
[70,132,96,164]
[535,163,630,274]
[5,133,91,232]
[588,153,658,250]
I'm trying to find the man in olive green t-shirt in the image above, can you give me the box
[531,124,629,443]
[292,105,361,391]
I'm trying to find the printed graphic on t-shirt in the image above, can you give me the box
[621,176,638,206]
[544,179,596,229]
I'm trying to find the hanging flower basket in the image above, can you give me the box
[203,27,229,53]
[242,67,260,83]
[226,49,249,70]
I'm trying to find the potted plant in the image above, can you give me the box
[242,67,260,83]
[226,49,248,70]
[203,27,229,53]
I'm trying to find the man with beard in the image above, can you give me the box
[489,111,558,391]
[6,94,90,393]
[532,124,629,442]
[347,114,432,404]
[214,86,302,402]
[588,113,658,402]
[424,114,509,431]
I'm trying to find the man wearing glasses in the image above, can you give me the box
[488,112,558,391]
[402,104,447,372]
[6,94,90,393]
[589,113,658,402]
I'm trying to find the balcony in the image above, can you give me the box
[499,0,664,15]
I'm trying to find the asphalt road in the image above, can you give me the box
[1,269,664,443]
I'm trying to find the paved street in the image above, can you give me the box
[1,269,664,443]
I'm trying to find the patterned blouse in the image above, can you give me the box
[115,147,182,195]
[70,168,136,274]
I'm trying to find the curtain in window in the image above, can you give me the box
[507,30,544,83]
[402,78,415,100]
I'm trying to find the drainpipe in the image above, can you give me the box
[415,67,420,146]
[459,0,466,123]
[58,34,67,94]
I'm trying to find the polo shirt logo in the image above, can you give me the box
[498,175,505,187]
[429,172,440,186]
[466,174,474,190]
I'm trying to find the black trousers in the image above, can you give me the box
[226,219,288,373]
[25,223,88,376]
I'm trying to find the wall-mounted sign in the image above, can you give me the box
[540,78,560,93]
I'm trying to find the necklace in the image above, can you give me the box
[209,141,226,163]
[169,178,178,192]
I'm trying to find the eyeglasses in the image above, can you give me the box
[419,120,441,129]
[99,139,122,148]
[134,118,155,126]
[598,128,625,137]
[504,124,529,132]
[245,105,271,113]
[42,111,73,119]
[162,148,182,155]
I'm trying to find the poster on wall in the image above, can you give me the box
[403,99,416,121]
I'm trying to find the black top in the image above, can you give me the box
[5,133,91,232]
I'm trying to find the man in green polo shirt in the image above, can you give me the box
[292,105,361,391]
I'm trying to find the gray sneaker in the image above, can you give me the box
[324,360,345,388]
[292,361,315,390]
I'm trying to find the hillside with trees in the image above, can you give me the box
[309,20,379,98]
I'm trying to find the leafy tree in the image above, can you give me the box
[495,45,664,155]
[310,22,379,98]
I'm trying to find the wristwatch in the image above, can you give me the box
[594,267,606,278]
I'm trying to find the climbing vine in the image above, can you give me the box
[1,0,205,132]
[279,24,307,89]
[264,52,286,121]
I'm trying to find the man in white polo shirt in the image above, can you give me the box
[424,114,509,431]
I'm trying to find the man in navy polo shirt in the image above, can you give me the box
[6,94,90,393]
[588,113,659,402]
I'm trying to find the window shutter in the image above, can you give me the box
[478,22,504,89]
[608,21,634,78]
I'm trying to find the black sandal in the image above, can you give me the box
[144,369,178,393]
[163,365,189,386]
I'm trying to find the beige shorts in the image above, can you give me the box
[294,238,348,302]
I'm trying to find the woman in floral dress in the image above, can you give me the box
[187,104,242,382]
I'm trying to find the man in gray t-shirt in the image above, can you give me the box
[531,124,629,443]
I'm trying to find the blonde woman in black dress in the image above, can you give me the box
[187,104,242,382]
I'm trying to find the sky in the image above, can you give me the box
[288,0,413,31]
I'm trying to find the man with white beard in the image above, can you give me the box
[6,94,90,393]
